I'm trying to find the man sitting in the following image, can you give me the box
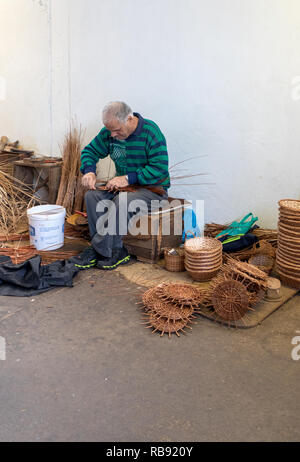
[72,101,171,270]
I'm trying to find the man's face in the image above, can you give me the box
[104,117,131,140]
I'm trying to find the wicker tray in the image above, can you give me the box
[184,237,222,254]
[279,199,300,214]
[185,255,223,266]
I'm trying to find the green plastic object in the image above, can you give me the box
[216,213,258,239]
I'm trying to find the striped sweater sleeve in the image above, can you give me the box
[80,128,109,175]
[136,129,169,186]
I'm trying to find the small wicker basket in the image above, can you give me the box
[248,254,274,275]
[164,248,185,272]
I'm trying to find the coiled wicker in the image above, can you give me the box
[277,199,300,288]
[184,236,223,281]
[141,283,206,337]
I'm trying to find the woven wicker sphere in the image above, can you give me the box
[212,279,250,321]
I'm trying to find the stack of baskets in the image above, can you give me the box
[277,199,300,288]
[184,237,223,281]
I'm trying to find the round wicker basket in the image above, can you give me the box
[276,269,300,289]
[164,249,185,273]
[186,268,220,282]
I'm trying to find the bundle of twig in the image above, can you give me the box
[204,223,228,238]
[56,125,85,215]
[0,162,37,235]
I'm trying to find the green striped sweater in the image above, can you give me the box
[80,113,170,189]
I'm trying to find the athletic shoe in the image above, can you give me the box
[69,246,99,270]
[97,247,131,271]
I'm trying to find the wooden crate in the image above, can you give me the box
[123,198,188,264]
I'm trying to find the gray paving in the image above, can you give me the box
[0,268,299,442]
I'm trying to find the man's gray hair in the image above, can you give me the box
[102,101,133,124]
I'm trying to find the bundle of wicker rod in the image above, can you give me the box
[0,245,80,265]
[56,125,85,215]
[276,199,300,288]
[141,283,206,337]
[184,237,223,281]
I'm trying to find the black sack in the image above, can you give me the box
[0,255,79,297]
[219,233,259,253]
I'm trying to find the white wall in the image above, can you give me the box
[1,0,300,227]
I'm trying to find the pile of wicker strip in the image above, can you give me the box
[0,244,82,265]
[141,283,206,337]
[201,258,268,327]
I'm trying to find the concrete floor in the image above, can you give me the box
[0,267,299,442]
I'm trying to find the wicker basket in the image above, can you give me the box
[164,248,185,272]
[277,269,300,289]
[248,254,274,275]
[186,268,220,282]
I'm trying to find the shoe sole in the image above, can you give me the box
[74,259,97,270]
[98,255,131,271]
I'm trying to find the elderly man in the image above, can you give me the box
[72,102,170,270]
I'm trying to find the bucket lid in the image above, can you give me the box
[27,205,66,218]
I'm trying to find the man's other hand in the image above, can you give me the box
[82,172,97,190]
[106,176,129,191]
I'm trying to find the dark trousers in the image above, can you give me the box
[85,188,168,258]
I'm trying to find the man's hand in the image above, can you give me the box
[82,172,97,190]
[106,175,129,191]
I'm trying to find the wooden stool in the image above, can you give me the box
[13,158,63,204]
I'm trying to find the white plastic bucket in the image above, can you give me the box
[27,205,66,251]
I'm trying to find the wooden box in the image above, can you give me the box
[123,197,189,264]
